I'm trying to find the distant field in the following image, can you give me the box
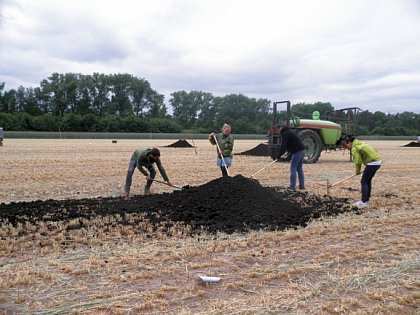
[0,139,419,314]
[3,131,266,140]
[3,130,418,140]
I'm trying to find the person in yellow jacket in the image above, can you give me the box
[342,136,382,208]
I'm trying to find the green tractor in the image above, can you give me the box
[267,100,360,163]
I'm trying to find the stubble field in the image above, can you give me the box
[0,139,419,314]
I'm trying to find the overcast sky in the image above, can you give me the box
[1,0,419,113]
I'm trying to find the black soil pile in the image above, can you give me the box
[402,142,420,147]
[165,139,194,148]
[235,143,269,156]
[0,175,357,236]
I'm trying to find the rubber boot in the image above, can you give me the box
[221,167,228,177]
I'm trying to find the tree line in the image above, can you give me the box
[1,73,419,135]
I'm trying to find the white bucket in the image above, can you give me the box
[417,136,420,143]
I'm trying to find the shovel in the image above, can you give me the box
[250,159,278,178]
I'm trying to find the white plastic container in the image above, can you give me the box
[196,275,221,283]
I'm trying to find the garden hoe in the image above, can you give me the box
[250,159,278,178]
[213,135,230,176]
[326,174,359,195]
[151,178,184,190]
[329,174,359,187]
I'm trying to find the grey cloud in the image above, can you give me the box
[1,0,420,113]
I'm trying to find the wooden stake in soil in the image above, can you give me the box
[191,137,198,155]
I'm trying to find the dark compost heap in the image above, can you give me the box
[402,142,420,147]
[235,143,269,156]
[0,175,358,236]
[164,139,194,148]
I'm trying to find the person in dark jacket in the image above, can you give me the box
[277,126,306,191]
[123,147,171,199]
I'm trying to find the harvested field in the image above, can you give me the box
[0,139,419,314]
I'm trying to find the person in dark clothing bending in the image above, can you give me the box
[277,126,306,191]
[123,147,171,199]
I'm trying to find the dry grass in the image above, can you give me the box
[0,139,419,314]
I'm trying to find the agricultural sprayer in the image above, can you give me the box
[267,100,361,163]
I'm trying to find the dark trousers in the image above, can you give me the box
[290,149,305,190]
[125,159,156,193]
[361,164,381,203]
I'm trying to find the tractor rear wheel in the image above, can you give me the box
[298,129,323,164]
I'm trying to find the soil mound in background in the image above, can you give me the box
[0,175,357,235]
[235,143,269,156]
[402,142,420,147]
[165,139,194,148]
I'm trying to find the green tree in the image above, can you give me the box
[122,115,149,132]
[76,74,94,115]
[30,114,60,131]
[62,114,82,131]
[23,87,43,116]
[40,73,68,117]
[147,118,182,133]
[80,114,100,132]
[213,94,272,133]
[196,92,216,132]
[99,115,123,132]
[291,102,334,119]
[108,74,133,116]
[1,89,18,113]
[170,91,204,128]
[89,73,111,117]
[130,78,154,116]
[0,82,4,111]
[356,110,374,131]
